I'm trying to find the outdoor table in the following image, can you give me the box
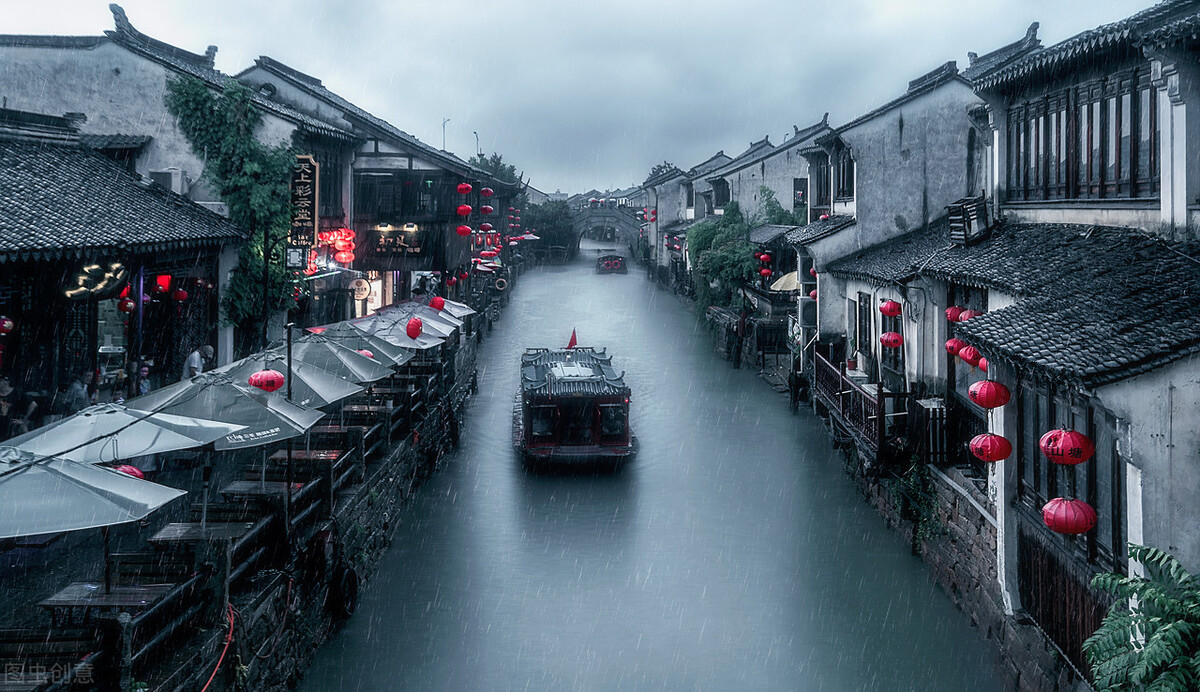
[39,582,173,627]
[148,521,255,545]
[218,481,301,500]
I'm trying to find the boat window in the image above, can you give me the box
[560,402,594,444]
[531,406,555,437]
[600,405,625,436]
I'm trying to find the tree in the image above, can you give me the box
[1083,544,1200,690]
[757,185,805,226]
[164,76,297,352]
[645,161,676,183]
[690,202,757,311]
[469,152,522,186]
[523,200,575,251]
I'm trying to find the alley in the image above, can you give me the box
[301,241,1003,691]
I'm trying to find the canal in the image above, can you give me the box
[301,240,1003,691]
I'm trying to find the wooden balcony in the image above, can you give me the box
[813,351,906,458]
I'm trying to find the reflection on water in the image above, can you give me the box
[301,240,1002,691]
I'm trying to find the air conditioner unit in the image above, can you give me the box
[196,201,230,218]
[149,167,189,196]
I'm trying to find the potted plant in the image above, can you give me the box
[846,335,858,370]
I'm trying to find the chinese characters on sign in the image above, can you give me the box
[290,155,319,247]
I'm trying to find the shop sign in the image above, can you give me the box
[289,155,319,246]
[64,262,128,300]
[349,278,371,301]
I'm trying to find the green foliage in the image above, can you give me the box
[164,77,297,340]
[523,200,574,246]
[690,202,756,311]
[1084,544,1200,691]
[645,160,676,183]
[757,185,806,226]
[886,458,942,544]
[469,152,522,186]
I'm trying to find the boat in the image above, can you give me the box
[595,254,627,274]
[513,347,636,466]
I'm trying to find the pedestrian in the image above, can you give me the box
[59,370,93,417]
[181,345,214,381]
[137,364,153,396]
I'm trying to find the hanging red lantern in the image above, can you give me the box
[674,245,682,251]
[808,290,818,299]
[117,298,136,313]
[457,182,473,195]
[880,332,904,348]
[819,214,830,220]
[760,253,772,263]
[508,207,515,212]
[879,300,902,317]
[969,433,1012,462]
[480,205,494,215]
[759,268,772,277]
[119,285,130,299]
[334,251,355,264]
[513,209,520,214]
[958,345,982,368]
[809,267,817,277]
[978,357,989,372]
[968,380,1011,408]
[406,317,423,339]
[945,306,964,322]
[959,309,984,321]
[339,228,356,241]
[1039,429,1095,465]
[334,239,356,252]
[303,265,318,277]
[480,187,494,198]
[1042,498,1097,535]
[480,222,494,232]
[153,275,172,293]
[430,296,446,311]
[459,271,469,280]
[457,204,472,217]
[248,369,285,393]
[0,316,14,334]
[456,225,472,237]
[446,276,457,287]
[480,250,498,258]
[172,289,188,302]
[113,464,144,479]
[945,338,966,356]
[356,349,374,359]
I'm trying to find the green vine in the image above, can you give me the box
[889,459,942,544]
[689,202,758,312]
[164,77,298,346]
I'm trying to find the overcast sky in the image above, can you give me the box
[8,0,1154,194]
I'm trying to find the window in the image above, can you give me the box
[881,313,903,373]
[811,156,831,209]
[856,292,872,359]
[835,147,855,200]
[599,405,625,437]
[712,179,731,208]
[793,177,807,212]
[314,149,345,218]
[531,406,555,437]
[686,183,695,209]
[1006,67,1157,201]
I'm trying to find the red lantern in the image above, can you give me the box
[457,182,473,195]
[248,369,285,393]
[456,225,472,237]
[480,222,494,232]
[978,357,989,372]
[339,228,356,241]
[356,349,374,359]
[945,338,966,356]
[459,271,469,280]
[508,207,515,212]
[481,205,494,215]
[457,204,472,217]
[172,289,188,302]
[760,253,772,263]
[153,275,171,293]
[959,309,984,321]
[809,267,817,277]
[430,296,446,311]
[406,317,423,339]
[819,214,830,220]
[808,290,818,299]
[113,464,144,479]
[480,250,498,258]
[880,332,904,348]
[446,276,457,287]
[480,187,494,198]
[1039,429,1095,465]
[334,251,355,264]
[334,239,356,252]
[968,380,1011,408]
[945,306,964,322]
[969,433,1012,462]
[0,316,14,334]
[759,268,772,277]
[674,245,682,251]
[879,300,902,317]
[958,345,981,368]
[1042,498,1097,535]
[117,299,136,313]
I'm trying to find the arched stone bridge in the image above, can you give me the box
[571,205,644,249]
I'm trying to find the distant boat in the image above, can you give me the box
[512,347,636,467]
[595,254,627,274]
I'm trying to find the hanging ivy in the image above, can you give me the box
[164,76,297,344]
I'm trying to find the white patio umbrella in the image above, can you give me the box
[438,298,477,319]
[211,352,364,409]
[265,333,394,384]
[350,315,444,350]
[0,446,185,540]
[5,402,246,464]
[307,322,415,367]
[770,271,802,292]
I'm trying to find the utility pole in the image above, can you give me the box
[473,131,480,157]
[442,118,450,150]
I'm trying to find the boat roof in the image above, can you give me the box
[520,347,628,397]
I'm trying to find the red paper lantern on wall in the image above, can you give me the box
[945,338,966,356]
[880,332,904,348]
[879,300,902,317]
[356,349,374,359]
[248,369,285,393]
[334,251,355,264]
[809,267,817,277]
[808,290,818,299]
[759,268,772,277]
[456,225,472,237]
[457,182,473,195]
[1042,498,1097,535]
[406,317,423,339]
[480,187,494,198]
[117,299,136,313]
[430,296,445,311]
[480,205,494,215]
[969,433,1012,462]
[1039,429,1095,465]
[945,306,964,322]
[957,345,981,367]
[172,289,188,302]
[978,357,989,372]
[968,380,1011,408]
[457,204,472,217]
[114,464,144,479]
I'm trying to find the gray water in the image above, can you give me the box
[300,241,1003,691]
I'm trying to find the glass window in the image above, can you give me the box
[531,406,555,437]
[600,405,625,437]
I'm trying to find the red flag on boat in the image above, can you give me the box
[567,329,577,349]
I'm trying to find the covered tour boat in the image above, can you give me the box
[513,347,636,466]
[595,254,627,274]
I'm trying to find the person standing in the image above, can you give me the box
[0,376,21,440]
[181,345,213,381]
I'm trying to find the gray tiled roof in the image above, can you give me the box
[785,214,856,245]
[520,347,628,397]
[962,23,1042,83]
[79,134,151,150]
[0,137,243,262]
[825,220,948,283]
[749,224,798,245]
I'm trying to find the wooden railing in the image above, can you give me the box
[813,351,907,454]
